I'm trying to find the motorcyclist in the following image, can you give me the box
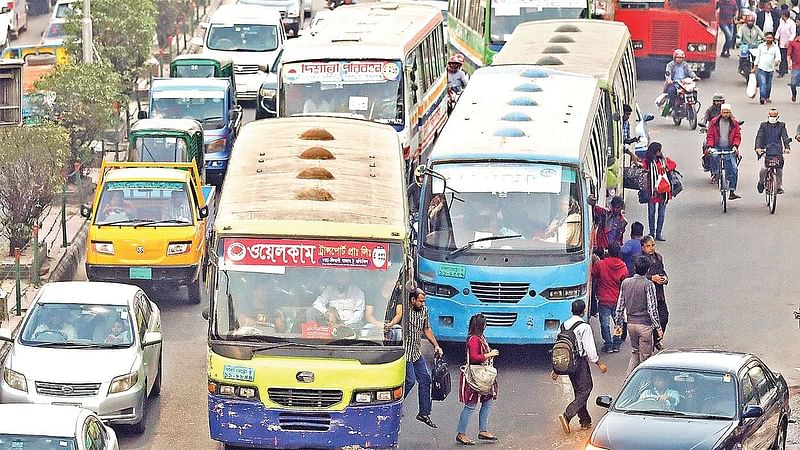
[664,49,699,110]
[705,104,742,199]
[700,92,726,128]
[738,13,765,54]
[447,54,469,94]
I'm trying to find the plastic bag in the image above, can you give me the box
[746,73,757,99]
[655,93,668,107]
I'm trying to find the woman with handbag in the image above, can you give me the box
[641,142,676,241]
[456,314,499,445]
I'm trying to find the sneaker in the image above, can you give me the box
[601,345,611,353]
[757,182,765,193]
[558,414,571,435]
[610,347,621,353]
[729,192,741,200]
[777,188,785,194]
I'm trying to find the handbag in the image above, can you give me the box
[460,337,497,395]
[667,169,684,197]
[623,165,647,190]
[638,188,651,204]
[431,354,451,401]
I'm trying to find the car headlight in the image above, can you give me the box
[3,368,27,392]
[259,87,276,98]
[93,242,115,255]
[167,242,191,256]
[288,6,300,17]
[206,139,226,153]
[108,372,139,394]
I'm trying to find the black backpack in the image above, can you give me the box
[551,321,584,375]
[431,354,451,401]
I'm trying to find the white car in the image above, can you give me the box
[0,282,163,434]
[0,403,119,449]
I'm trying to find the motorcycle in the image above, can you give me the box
[668,77,700,130]
[738,43,757,82]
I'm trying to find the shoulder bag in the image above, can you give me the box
[460,337,497,395]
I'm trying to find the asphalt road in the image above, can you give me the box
[38,6,799,447]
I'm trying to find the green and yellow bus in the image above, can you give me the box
[492,19,636,194]
[204,117,411,449]
[448,0,611,71]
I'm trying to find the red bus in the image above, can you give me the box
[613,0,718,78]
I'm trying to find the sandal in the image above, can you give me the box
[456,433,475,445]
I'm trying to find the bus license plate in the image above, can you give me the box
[223,365,255,382]
[129,267,152,280]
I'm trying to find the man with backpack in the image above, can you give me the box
[552,299,607,435]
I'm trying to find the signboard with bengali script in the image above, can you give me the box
[223,238,389,270]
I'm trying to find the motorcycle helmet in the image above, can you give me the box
[712,92,725,103]
[673,49,686,59]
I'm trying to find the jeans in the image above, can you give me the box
[598,304,622,350]
[780,48,788,75]
[627,323,655,374]
[565,357,593,426]
[404,356,432,416]
[457,398,494,434]
[757,69,774,100]
[791,69,800,95]
[714,148,739,191]
[647,201,667,238]
[665,82,679,107]
[759,165,784,190]
[720,23,735,53]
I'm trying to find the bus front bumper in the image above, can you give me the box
[208,396,401,449]
[426,295,586,345]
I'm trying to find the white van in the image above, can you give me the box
[3,0,28,40]
[200,4,285,101]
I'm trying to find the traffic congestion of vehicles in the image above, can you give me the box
[1,0,800,448]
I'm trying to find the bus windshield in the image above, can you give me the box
[280,60,404,126]
[422,162,583,255]
[490,2,588,43]
[213,240,405,346]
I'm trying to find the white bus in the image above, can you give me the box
[277,1,448,171]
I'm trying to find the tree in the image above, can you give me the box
[0,125,70,255]
[64,0,157,95]
[34,62,122,171]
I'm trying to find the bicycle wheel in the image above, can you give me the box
[769,170,777,214]
[719,160,728,213]
[765,170,772,208]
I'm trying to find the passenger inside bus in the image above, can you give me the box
[312,272,366,326]
[302,83,333,113]
[537,195,582,246]
[364,278,403,339]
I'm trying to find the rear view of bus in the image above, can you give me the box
[416,66,608,344]
[205,117,410,449]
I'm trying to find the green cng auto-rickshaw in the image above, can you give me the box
[128,118,205,180]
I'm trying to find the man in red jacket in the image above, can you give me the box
[705,103,742,199]
[591,242,629,353]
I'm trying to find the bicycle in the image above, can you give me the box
[709,148,737,213]
[757,149,788,214]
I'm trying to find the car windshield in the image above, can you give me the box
[614,368,737,419]
[150,93,226,129]
[173,64,217,78]
[0,435,77,450]
[421,162,583,255]
[20,303,134,348]
[490,5,587,43]
[94,181,193,226]
[43,22,65,41]
[280,60,404,126]
[133,136,189,163]
[207,24,279,51]
[212,240,404,346]
[54,2,77,19]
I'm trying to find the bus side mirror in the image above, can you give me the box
[137,110,148,120]
[199,205,209,219]
[202,307,210,320]
[80,204,91,219]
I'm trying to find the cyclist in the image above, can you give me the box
[755,108,791,194]
[706,103,742,199]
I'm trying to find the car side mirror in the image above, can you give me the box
[199,205,209,219]
[137,110,148,120]
[0,6,9,13]
[202,307,210,320]
[80,204,92,219]
[0,328,12,342]
[142,331,162,347]
[644,113,655,122]
[742,405,763,419]
[596,395,613,408]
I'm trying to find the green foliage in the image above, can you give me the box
[34,62,121,170]
[64,0,157,93]
[0,125,70,255]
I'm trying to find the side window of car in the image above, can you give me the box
[747,365,773,405]
[741,372,759,407]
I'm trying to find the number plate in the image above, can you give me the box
[223,365,255,382]
[129,267,152,280]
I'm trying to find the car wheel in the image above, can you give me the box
[151,353,162,397]
[188,277,202,304]
[129,394,147,434]
[773,421,787,450]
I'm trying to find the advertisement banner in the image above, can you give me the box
[283,60,402,84]
[223,238,389,270]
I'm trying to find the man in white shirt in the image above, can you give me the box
[776,9,796,76]
[754,31,782,103]
[554,300,608,434]
[313,272,366,326]
[33,310,78,341]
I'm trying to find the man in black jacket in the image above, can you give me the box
[757,0,781,34]
[756,108,791,194]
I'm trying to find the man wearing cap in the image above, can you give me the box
[706,103,743,199]
[447,54,469,94]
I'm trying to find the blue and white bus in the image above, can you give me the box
[416,65,610,344]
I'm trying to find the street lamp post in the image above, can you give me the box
[82,0,93,63]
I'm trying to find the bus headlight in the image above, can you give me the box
[351,386,403,405]
[688,43,708,52]
[419,281,457,298]
[208,380,260,400]
[206,139,226,153]
[543,284,586,300]
[93,242,115,255]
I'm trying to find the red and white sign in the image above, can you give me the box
[223,238,389,270]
